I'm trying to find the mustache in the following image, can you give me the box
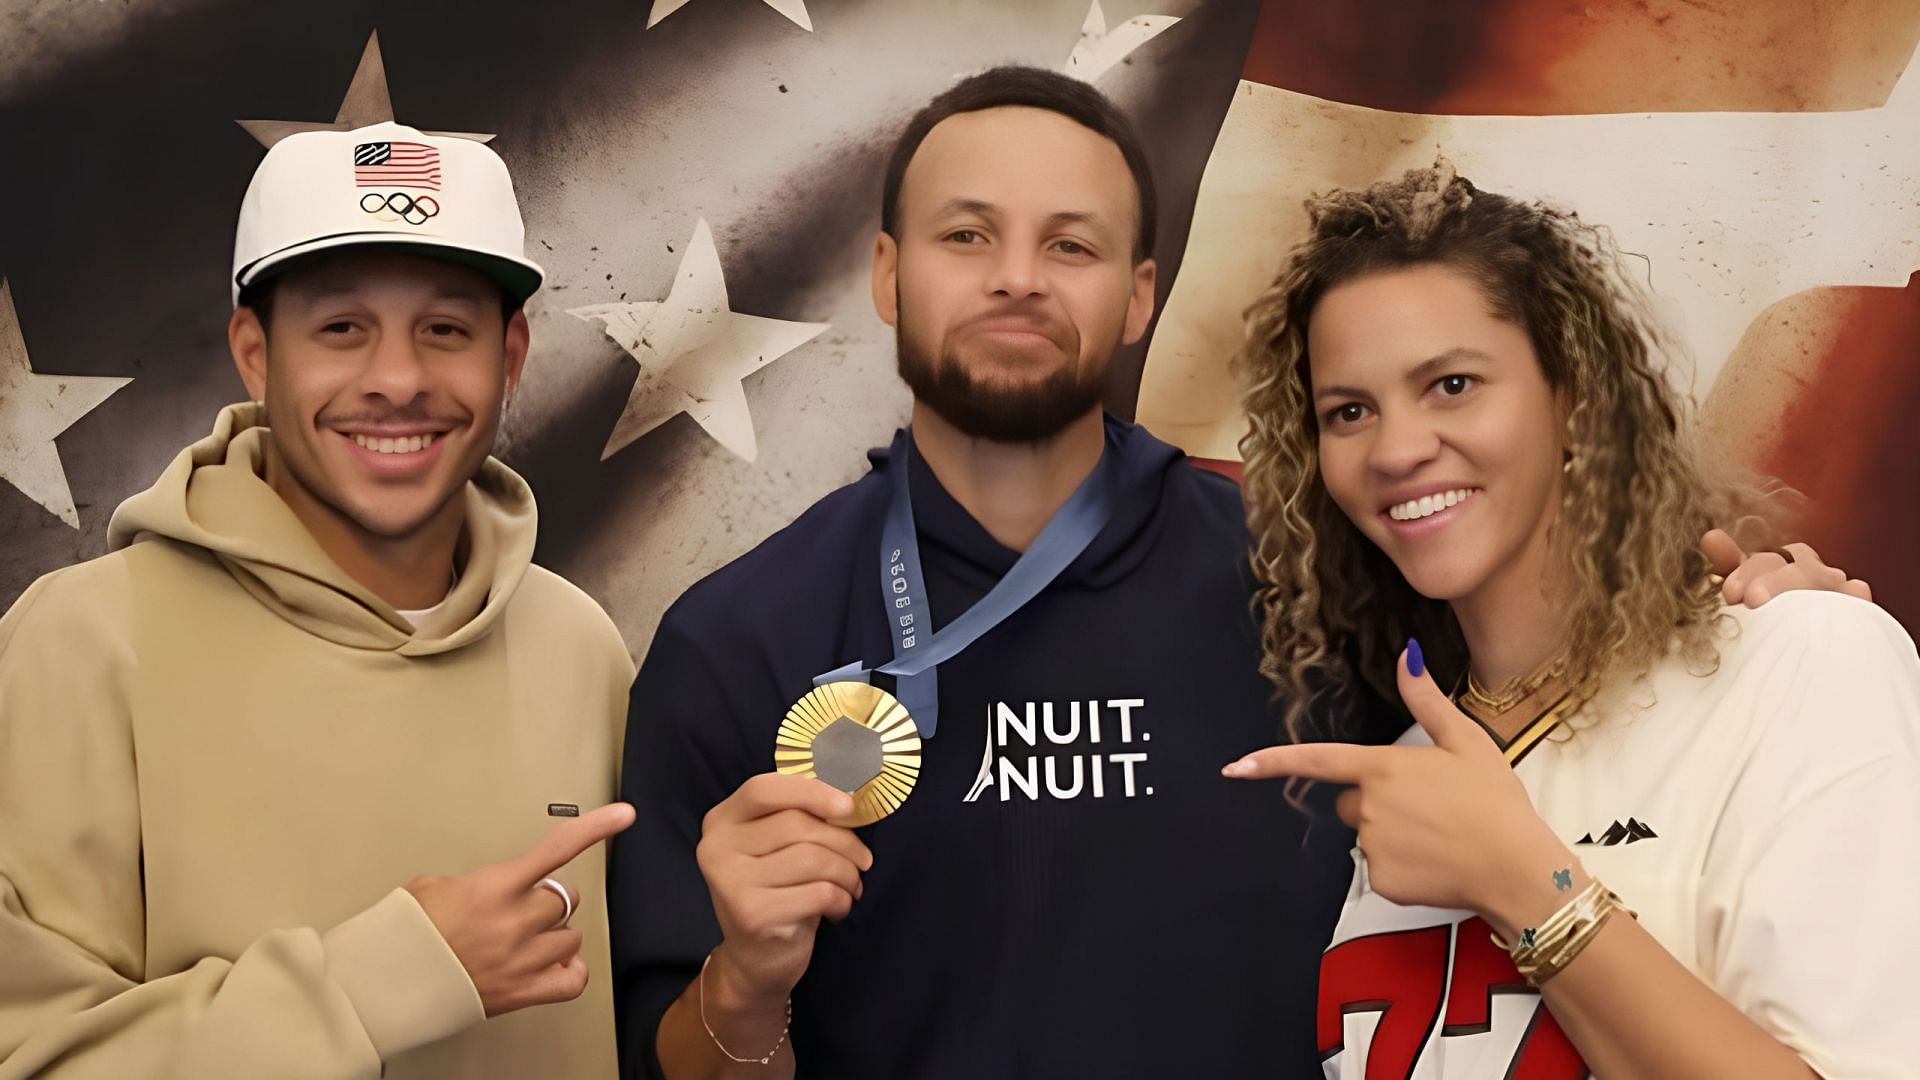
[954,305,1073,346]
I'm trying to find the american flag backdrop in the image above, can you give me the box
[0,0,1914,653]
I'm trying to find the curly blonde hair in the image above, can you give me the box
[1240,160,1761,744]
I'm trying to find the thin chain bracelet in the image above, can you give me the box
[698,952,793,1066]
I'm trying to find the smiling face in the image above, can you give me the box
[872,105,1156,442]
[1308,263,1566,602]
[229,249,529,543]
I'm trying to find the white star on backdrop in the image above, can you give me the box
[646,0,812,32]
[1060,0,1181,82]
[236,31,494,148]
[0,279,132,528]
[569,219,829,463]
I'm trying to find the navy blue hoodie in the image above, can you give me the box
[609,417,1354,1078]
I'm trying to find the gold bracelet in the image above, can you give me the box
[1491,877,1637,988]
[698,951,792,1065]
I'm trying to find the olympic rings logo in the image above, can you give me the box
[359,191,440,225]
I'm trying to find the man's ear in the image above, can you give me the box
[871,232,900,329]
[230,305,269,401]
[1121,257,1158,346]
[503,307,531,402]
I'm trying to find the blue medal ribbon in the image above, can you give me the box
[814,430,1115,738]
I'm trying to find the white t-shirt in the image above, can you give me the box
[395,601,447,628]
[395,578,456,628]
[1319,592,1920,1079]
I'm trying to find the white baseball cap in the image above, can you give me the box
[231,121,545,306]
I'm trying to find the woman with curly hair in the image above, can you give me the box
[1221,161,1920,1078]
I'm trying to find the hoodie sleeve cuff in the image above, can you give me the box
[322,887,486,1063]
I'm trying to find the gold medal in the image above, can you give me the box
[775,682,922,827]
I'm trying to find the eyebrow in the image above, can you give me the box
[932,198,1110,233]
[1312,346,1495,403]
[934,197,998,219]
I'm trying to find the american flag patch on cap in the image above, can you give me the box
[354,141,442,191]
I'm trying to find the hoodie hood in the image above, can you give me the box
[107,402,536,656]
[868,413,1189,593]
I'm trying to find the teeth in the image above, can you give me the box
[1389,488,1477,521]
[348,433,438,454]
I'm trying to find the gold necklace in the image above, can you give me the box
[1461,653,1569,717]
[1455,655,1579,758]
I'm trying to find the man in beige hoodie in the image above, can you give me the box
[0,124,634,1078]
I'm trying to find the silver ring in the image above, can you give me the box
[535,876,574,929]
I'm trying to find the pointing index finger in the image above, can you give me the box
[1222,742,1378,784]
[511,802,637,886]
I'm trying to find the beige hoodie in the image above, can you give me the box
[0,404,633,1078]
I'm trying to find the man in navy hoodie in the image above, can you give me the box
[606,67,1852,1079]
[610,67,1333,1079]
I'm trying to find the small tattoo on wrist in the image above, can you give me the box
[1552,868,1573,891]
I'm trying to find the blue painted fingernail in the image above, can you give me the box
[1406,638,1424,678]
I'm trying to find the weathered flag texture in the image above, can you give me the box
[0,0,1914,641]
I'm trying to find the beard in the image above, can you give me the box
[895,309,1111,443]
